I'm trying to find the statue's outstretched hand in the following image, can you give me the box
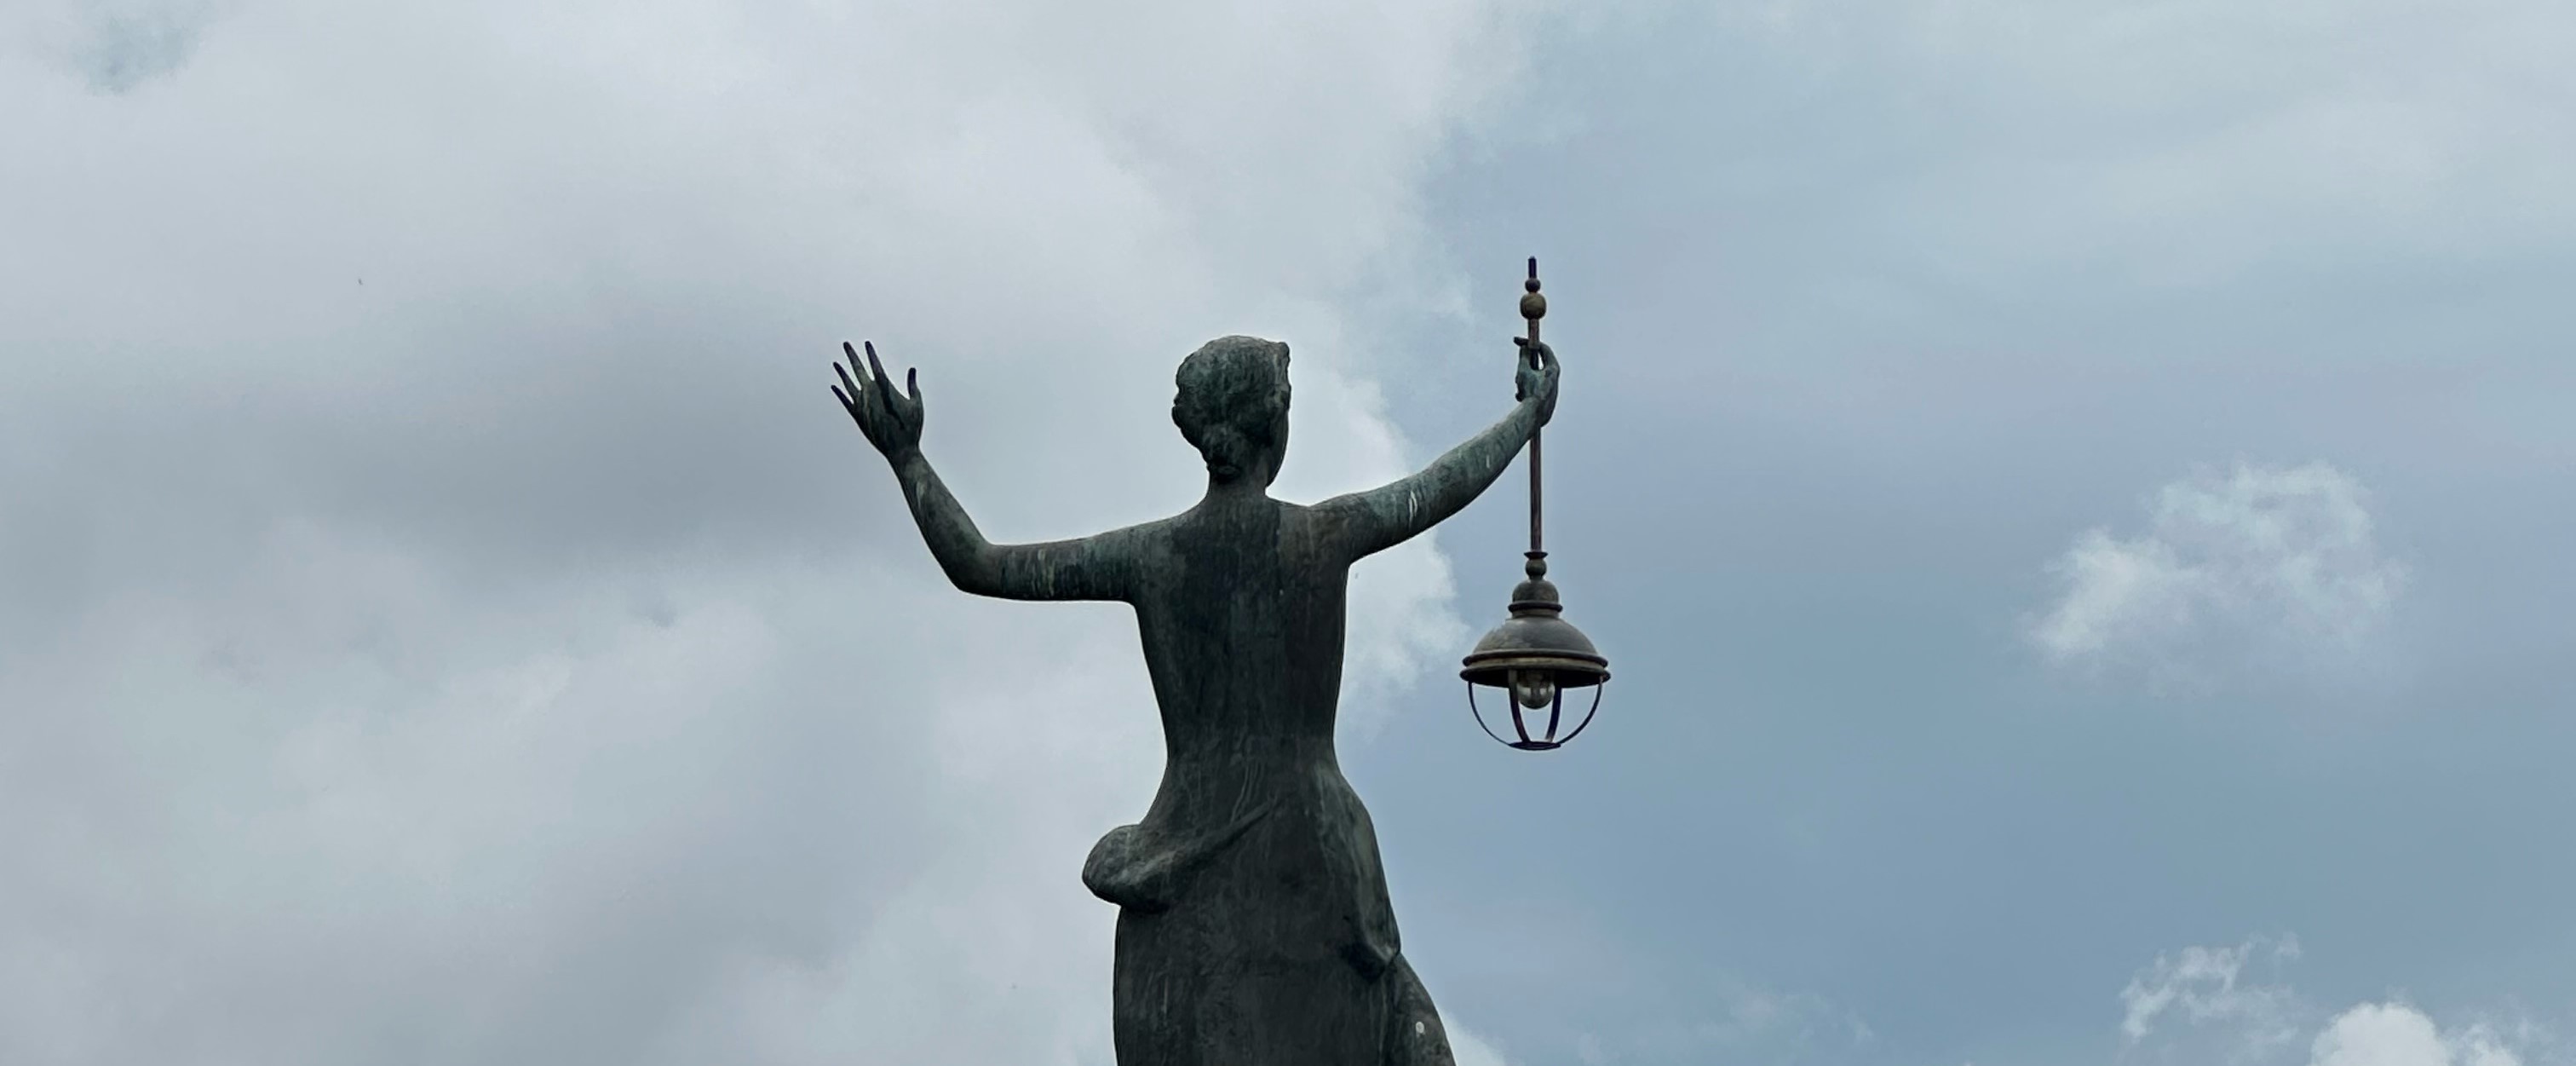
[832,340,925,459]
[1514,337,1561,428]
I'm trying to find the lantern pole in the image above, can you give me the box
[1460,254,1610,752]
[1522,257,1545,573]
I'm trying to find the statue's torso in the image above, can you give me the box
[1131,495,1348,770]
[1090,495,1400,967]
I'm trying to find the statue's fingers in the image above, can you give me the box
[864,341,894,393]
[896,369,923,429]
[831,383,854,412]
[833,359,864,402]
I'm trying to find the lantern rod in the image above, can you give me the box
[1524,256,1544,563]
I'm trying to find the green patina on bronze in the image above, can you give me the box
[833,320,1558,1065]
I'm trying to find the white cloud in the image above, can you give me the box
[2306,1003,2524,1066]
[0,0,1555,1062]
[2120,938,2553,1066]
[1451,1023,1515,1066]
[2029,462,2406,680]
[2120,935,2303,1048]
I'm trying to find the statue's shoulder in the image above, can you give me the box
[1269,498,1337,543]
[1095,514,1183,570]
[1275,493,1360,546]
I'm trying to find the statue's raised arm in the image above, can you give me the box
[833,341,1143,603]
[1314,336,1561,562]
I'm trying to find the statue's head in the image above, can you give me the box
[1172,336,1291,487]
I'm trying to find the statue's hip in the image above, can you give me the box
[1084,782,1400,975]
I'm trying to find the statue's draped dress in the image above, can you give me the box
[1079,499,1456,1066]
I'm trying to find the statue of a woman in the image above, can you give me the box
[833,331,1558,1065]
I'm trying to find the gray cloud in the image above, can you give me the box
[14,0,2576,1063]
[0,0,1555,1061]
[1390,2,2576,1062]
[10,0,227,94]
[1574,982,1875,1065]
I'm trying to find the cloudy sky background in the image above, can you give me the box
[4,1,2571,1064]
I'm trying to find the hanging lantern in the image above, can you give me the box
[1463,258,1613,752]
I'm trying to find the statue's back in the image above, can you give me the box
[1095,498,1457,1065]
[1130,497,1351,765]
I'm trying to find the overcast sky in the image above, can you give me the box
[5,2,2572,1065]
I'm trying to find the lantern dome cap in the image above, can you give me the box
[1458,559,1612,690]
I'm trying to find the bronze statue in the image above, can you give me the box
[833,329,1559,1064]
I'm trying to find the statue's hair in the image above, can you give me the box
[1171,336,1291,482]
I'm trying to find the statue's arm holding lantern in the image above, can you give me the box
[1314,337,1560,562]
[833,342,1143,604]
